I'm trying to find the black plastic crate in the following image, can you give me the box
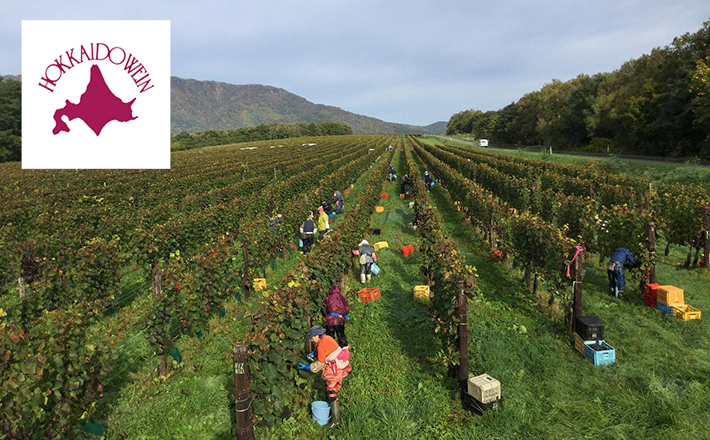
[370,228,381,236]
[574,315,604,340]
[461,390,503,415]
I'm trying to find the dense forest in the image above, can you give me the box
[448,20,710,159]
[170,122,353,151]
[0,77,21,162]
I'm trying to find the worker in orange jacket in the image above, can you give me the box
[298,325,351,429]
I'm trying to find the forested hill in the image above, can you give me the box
[447,19,710,160]
[171,77,445,135]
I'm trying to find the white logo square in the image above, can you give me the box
[22,20,171,169]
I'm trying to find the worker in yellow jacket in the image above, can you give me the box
[317,206,330,240]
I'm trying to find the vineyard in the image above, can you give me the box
[1,134,710,439]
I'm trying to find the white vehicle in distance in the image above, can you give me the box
[479,139,489,147]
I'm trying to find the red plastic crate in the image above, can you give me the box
[402,244,414,256]
[380,192,388,198]
[644,283,661,307]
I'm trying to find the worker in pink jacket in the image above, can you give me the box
[323,284,349,348]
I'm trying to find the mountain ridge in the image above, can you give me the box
[171,77,445,135]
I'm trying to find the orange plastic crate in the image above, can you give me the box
[358,287,381,303]
[657,285,684,306]
[375,206,385,213]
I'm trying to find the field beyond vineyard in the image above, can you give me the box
[1,135,709,439]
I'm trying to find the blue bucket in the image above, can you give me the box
[370,262,380,275]
[311,401,330,426]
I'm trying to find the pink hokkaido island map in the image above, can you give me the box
[52,64,137,136]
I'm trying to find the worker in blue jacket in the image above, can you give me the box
[607,247,639,298]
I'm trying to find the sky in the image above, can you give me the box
[2,1,709,127]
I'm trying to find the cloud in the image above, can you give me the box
[2,0,709,125]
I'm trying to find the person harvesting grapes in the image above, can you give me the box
[297,325,352,429]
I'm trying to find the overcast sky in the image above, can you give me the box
[2,1,709,126]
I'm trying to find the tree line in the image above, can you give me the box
[447,20,710,159]
[171,122,353,151]
[0,77,21,163]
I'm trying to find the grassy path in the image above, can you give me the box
[263,147,477,439]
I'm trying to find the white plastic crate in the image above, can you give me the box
[467,374,501,404]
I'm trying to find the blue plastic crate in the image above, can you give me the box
[584,341,615,366]
[657,301,674,316]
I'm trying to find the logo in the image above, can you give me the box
[22,21,170,169]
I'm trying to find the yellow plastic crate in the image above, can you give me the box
[573,333,595,355]
[253,278,267,291]
[673,305,701,321]
[375,206,385,213]
[373,241,389,251]
[414,285,430,300]
[657,285,684,306]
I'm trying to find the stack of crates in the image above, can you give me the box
[574,315,615,366]
[656,285,684,316]
[463,374,502,415]
[655,285,702,320]
[644,283,661,307]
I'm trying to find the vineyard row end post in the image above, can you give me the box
[572,249,583,329]
[152,268,167,379]
[233,344,255,440]
[457,280,469,389]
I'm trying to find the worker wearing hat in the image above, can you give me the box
[298,325,352,429]
[354,239,376,284]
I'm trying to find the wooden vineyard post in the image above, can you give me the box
[151,267,161,298]
[233,345,255,440]
[457,281,469,388]
[489,218,496,250]
[151,267,167,379]
[242,240,252,301]
[648,222,656,284]
[703,206,710,272]
[18,276,25,300]
[572,249,583,329]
